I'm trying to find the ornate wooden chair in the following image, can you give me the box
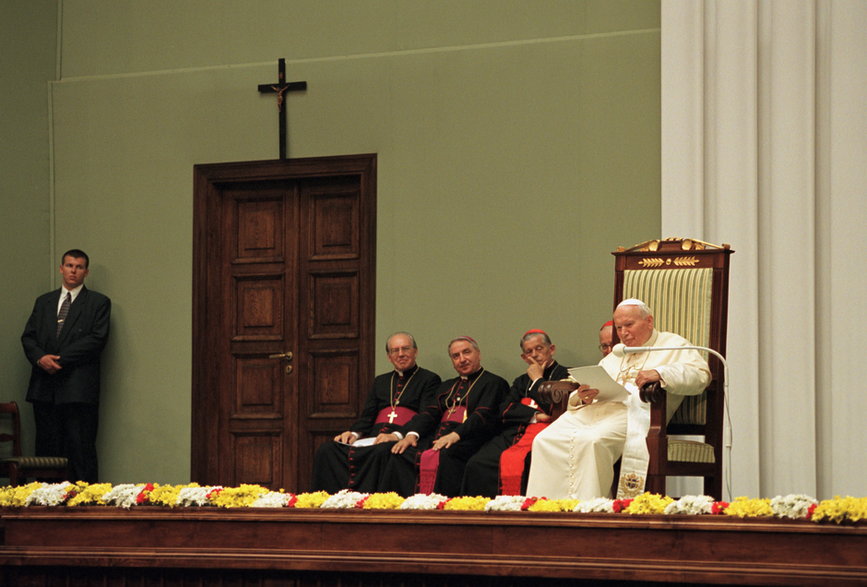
[611,238,733,499]
[0,401,70,486]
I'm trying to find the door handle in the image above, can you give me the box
[268,351,293,362]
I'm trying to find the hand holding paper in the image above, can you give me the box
[566,366,630,404]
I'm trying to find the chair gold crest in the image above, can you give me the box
[612,238,733,499]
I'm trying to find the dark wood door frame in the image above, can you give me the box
[191,154,376,488]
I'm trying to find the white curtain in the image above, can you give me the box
[661,0,865,499]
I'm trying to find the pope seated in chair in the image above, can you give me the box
[525,299,709,500]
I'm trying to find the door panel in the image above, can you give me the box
[192,155,376,492]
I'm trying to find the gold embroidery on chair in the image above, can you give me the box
[638,258,665,268]
[674,256,699,267]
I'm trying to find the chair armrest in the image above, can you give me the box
[537,380,578,420]
[639,381,665,403]
[642,382,668,477]
[537,380,578,402]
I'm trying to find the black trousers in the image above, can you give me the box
[32,401,99,483]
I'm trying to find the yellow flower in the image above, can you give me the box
[362,492,405,509]
[148,484,188,507]
[294,491,330,509]
[623,492,674,515]
[812,496,867,524]
[67,483,113,506]
[724,496,773,518]
[442,496,489,511]
[527,498,562,512]
[210,484,269,508]
[0,482,43,507]
[557,499,581,511]
[0,485,17,507]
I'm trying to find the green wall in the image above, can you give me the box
[0,0,58,459]
[4,1,660,485]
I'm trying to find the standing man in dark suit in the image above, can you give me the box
[21,249,111,482]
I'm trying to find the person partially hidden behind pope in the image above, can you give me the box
[525,299,710,500]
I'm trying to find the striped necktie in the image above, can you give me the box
[56,292,72,337]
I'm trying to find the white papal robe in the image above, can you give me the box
[525,330,710,500]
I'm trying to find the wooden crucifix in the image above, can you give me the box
[257,58,307,159]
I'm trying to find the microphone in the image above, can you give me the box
[612,343,726,365]
[611,341,732,500]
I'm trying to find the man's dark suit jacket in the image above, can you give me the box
[21,286,111,405]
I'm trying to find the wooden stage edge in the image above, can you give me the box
[1,507,865,586]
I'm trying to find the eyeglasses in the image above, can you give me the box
[387,346,414,355]
[599,343,614,352]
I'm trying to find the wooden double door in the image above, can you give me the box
[191,155,376,491]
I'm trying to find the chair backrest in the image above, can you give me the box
[0,401,23,460]
[612,238,733,429]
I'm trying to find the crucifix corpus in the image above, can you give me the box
[257,58,307,160]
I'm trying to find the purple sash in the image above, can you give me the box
[374,406,417,427]
[418,407,467,494]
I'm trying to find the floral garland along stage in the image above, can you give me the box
[0,482,864,524]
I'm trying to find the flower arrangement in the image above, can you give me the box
[724,496,774,518]
[574,497,616,513]
[526,497,579,512]
[361,492,404,509]
[621,492,675,514]
[322,489,367,509]
[664,494,715,515]
[0,483,863,524]
[398,493,446,510]
[440,496,490,511]
[485,495,525,512]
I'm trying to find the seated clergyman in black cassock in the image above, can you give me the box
[460,329,570,498]
[377,336,510,497]
[310,332,441,493]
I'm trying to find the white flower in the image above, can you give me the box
[573,497,615,513]
[771,494,817,519]
[399,493,448,510]
[664,495,716,515]
[102,483,146,509]
[321,489,368,509]
[252,491,294,508]
[26,482,74,506]
[484,495,526,512]
[176,486,221,507]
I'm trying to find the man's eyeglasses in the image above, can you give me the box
[599,343,614,352]
[387,346,414,355]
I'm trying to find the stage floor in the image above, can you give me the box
[1,506,865,586]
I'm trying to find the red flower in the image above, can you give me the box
[286,495,298,508]
[355,496,370,509]
[806,503,817,520]
[436,498,452,510]
[712,501,729,514]
[521,497,539,511]
[612,498,633,513]
[206,487,223,500]
[135,483,155,505]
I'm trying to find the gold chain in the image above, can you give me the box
[389,368,418,411]
[445,369,485,414]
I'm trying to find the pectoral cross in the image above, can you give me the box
[387,410,398,424]
[257,58,307,160]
